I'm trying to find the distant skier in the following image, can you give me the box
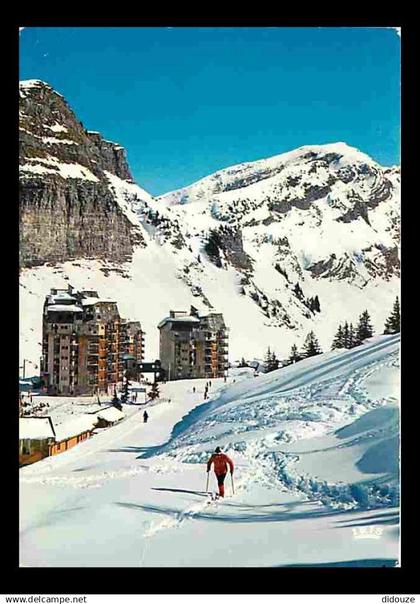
[143,410,149,423]
[206,446,234,498]
[192,387,196,394]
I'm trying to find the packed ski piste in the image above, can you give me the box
[20,334,399,567]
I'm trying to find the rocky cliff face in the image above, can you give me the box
[19,80,145,267]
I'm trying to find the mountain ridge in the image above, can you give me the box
[157,141,397,203]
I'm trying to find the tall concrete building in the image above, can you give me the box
[121,321,145,363]
[158,306,229,380]
[120,320,145,378]
[41,285,144,395]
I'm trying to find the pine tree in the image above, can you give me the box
[264,346,272,371]
[384,297,400,334]
[264,347,279,372]
[356,310,374,343]
[348,323,355,349]
[120,376,131,404]
[289,343,302,363]
[331,324,345,349]
[303,331,322,357]
[148,381,160,400]
[111,388,122,410]
[239,357,248,368]
[313,295,321,313]
[270,350,279,371]
[343,322,350,349]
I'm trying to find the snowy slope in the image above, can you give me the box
[20,336,399,567]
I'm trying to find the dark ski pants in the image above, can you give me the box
[216,472,226,497]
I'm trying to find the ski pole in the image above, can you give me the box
[231,473,235,495]
[206,472,209,493]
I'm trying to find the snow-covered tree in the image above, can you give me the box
[120,376,131,404]
[331,324,345,349]
[342,322,350,349]
[384,296,400,334]
[264,347,279,372]
[302,331,322,357]
[288,343,302,363]
[348,323,356,349]
[270,350,279,371]
[356,310,374,343]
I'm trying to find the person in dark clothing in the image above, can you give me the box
[143,410,149,423]
[206,446,234,498]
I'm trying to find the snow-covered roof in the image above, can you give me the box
[97,407,125,423]
[20,417,55,440]
[158,315,200,328]
[47,304,83,312]
[54,415,97,442]
[49,292,77,303]
[80,297,100,306]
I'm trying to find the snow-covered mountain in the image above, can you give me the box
[19,81,400,370]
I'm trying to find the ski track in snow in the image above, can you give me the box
[134,344,399,545]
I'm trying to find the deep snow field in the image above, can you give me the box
[19,335,400,567]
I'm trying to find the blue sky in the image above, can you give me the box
[19,27,400,196]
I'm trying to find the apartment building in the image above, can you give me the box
[41,285,144,395]
[121,320,145,359]
[158,306,229,380]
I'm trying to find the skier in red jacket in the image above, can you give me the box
[206,446,234,498]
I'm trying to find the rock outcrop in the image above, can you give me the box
[19,80,144,267]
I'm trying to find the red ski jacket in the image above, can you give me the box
[207,453,234,476]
